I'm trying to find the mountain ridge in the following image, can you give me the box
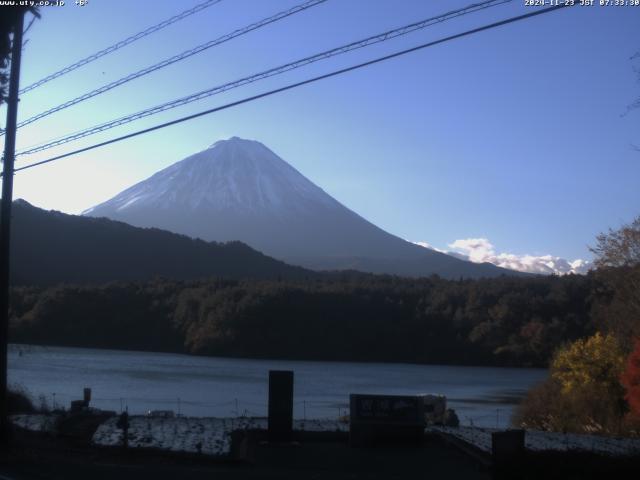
[8,199,314,286]
[84,137,522,279]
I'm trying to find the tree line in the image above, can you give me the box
[9,271,600,368]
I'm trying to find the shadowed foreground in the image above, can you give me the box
[1,429,488,480]
[3,425,640,479]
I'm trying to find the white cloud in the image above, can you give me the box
[448,238,495,264]
[413,238,590,275]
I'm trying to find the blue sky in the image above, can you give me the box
[2,0,639,267]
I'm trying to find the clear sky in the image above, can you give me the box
[2,0,639,269]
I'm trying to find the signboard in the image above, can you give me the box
[349,394,426,447]
[350,394,424,425]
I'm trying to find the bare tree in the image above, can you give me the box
[626,51,640,151]
[628,51,640,113]
[590,216,640,351]
[591,216,640,269]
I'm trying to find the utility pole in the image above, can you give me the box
[0,9,25,447]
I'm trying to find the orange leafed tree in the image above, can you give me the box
[621,338,640,418]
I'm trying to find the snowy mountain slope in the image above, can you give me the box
[85,138,337,216]
[84,137,516,278]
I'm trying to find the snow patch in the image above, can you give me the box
[91,416,348,457]
[10,413,59,433]
[116,195,144,211]
[429,426,640,457]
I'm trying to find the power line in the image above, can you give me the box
[19,0,225,95]
[13,3,572,175]
[11,0,329,133]
[17,0,512,156]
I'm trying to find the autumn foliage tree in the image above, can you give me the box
[515,333,627,434]
[621,338,640,419]
[516,216,640,435]
[552,333,625,397]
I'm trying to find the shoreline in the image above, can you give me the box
[8,342,550,371]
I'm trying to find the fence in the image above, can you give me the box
[20,389,351,421]
[20,390,514,432]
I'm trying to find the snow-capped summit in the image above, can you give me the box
[84,137,516,278]
[84,136,336,217]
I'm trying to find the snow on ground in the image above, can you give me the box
[92,416,348,457]
[294,419,349,433]
[10,414,59,433]
[16,413,635,459]
[429,426,640,457]
[93,416,242,456]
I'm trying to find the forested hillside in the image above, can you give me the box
[7,200,313,284]
[9,272,598,367]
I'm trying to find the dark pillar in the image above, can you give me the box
[268,370,293,442]
[492,429,525,467]
[83,388,92,406]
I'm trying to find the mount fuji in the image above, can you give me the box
[84,137,514,278]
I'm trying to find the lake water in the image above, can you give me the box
[8,344,547,427]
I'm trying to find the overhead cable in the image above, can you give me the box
[17,0,511,155]
[13,3,572,174]
[20,0,226,94]
[11,0,328,132]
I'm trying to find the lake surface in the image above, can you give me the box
[8,344,547,427]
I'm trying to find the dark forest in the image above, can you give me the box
[9,271,607,367]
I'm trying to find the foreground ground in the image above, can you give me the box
[3,430,640,480]
[0,430,489,480]
[4,414,640,479]
[13,414,640,458]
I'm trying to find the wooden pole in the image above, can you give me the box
[0,9,25,447]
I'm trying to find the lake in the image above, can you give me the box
[8,344,547,427]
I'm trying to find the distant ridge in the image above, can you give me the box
[7,199,313,286]
[85,137,521,279]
